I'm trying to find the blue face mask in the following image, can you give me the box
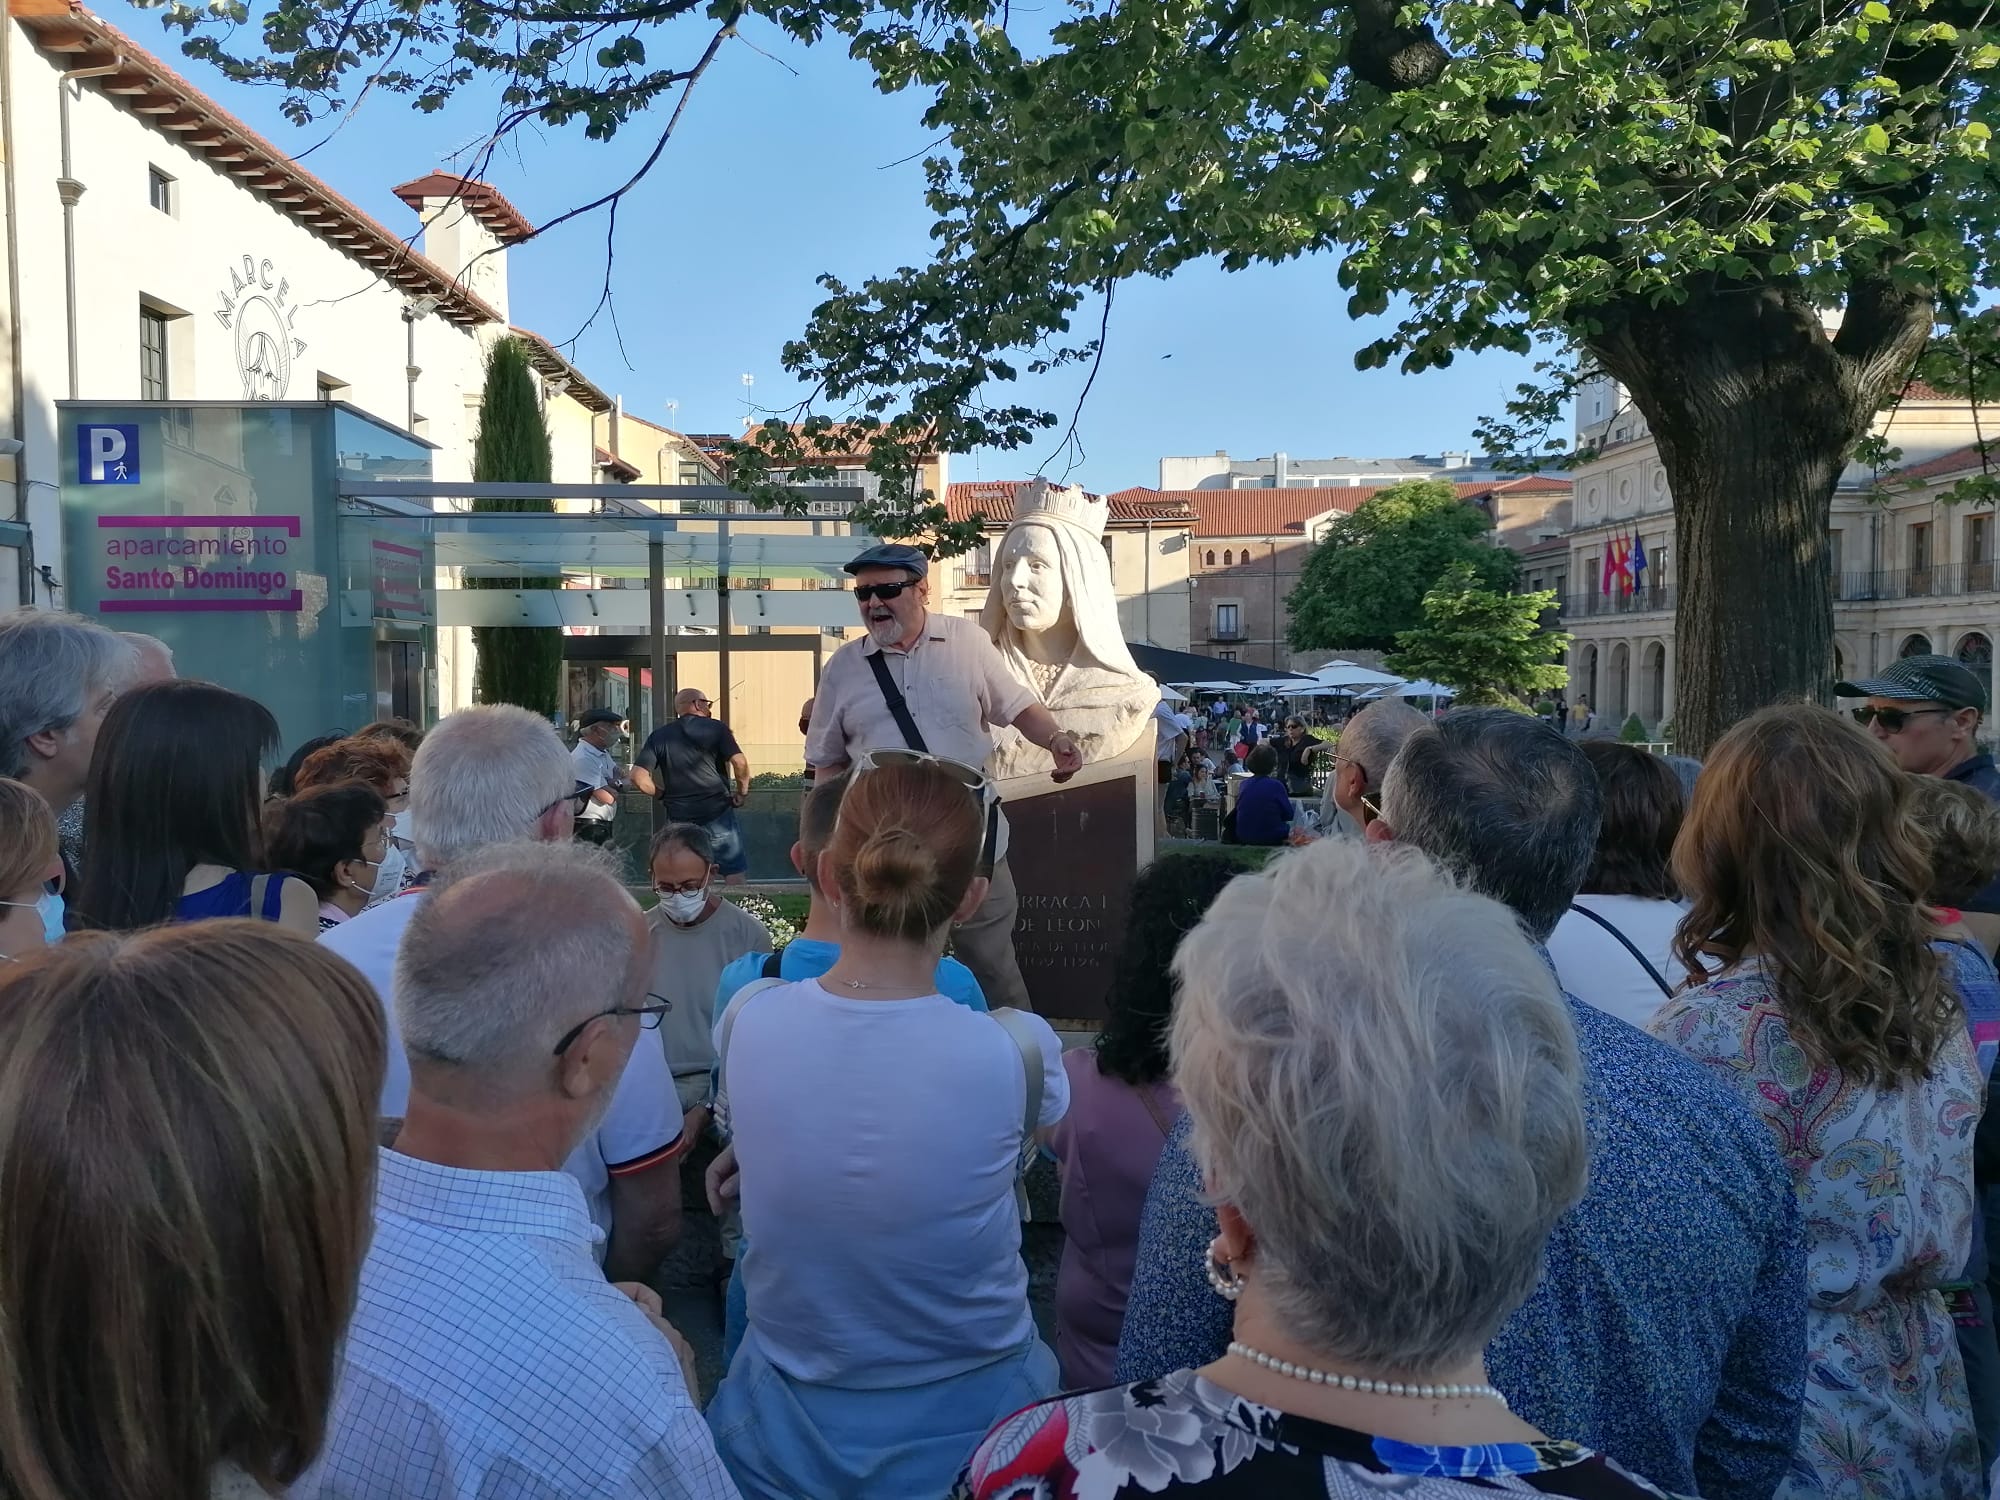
[0,888,63,954]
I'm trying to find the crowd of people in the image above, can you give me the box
[11,584,2000,1499]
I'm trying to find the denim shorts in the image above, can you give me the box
[702,806,748,876]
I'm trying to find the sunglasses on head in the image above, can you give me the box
[1851,705,1953,732]
[853,581,917,603]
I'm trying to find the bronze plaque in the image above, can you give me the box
[1005,775,1136,1024]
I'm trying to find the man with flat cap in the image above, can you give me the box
[804,542,1084,1012]
[1839,653,2000,918]
[1838,653,2000,795]
[570,707,628,847]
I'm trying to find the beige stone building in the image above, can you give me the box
[1119,476,1571,673]
[1558,375,1991,734]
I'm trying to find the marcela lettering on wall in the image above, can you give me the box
[95,515,304,615]
[214,254,308,401]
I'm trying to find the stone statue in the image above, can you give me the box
[978,480,1158,779]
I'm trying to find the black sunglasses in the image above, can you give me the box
[553,995,671,1056]
[853,580,917,603]
[1851,705,1953,733]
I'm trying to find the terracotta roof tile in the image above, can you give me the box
[946,481,1196,526]
[509,327,612,413]
[1891,442,1996,483]
[392,173,535,247]
[1115,482,1525,539]
[14,3,503,329]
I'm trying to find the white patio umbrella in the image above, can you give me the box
[1156,684,1189,703]
[1389,680,1457,699]
[1306,661,1406,691]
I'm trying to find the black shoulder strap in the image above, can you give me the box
[1566,903,1674,999]
[865,650,930,753]
[762,948,785,979]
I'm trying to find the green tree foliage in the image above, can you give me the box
[469,338,562,717]
[170,0,2000,748]
[1620,713,1650,742]
[1287,481,1517,653]
[1386,565,1570,708]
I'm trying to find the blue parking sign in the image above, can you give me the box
[78,424,140,485]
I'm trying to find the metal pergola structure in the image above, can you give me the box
[336,479,874,728]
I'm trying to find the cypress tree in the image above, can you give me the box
[468,337,562,716]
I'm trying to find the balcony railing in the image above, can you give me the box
[1209,626,1248,642]
[1559,586,1676,618]
[1838,564,2000,601]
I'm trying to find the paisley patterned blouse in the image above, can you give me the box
[952,1370,1677,1498]
[1648,962,1983,1500]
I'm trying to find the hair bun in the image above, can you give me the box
[850,825,939,905]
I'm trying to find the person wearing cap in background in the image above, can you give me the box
[1838,655,2000,796]
[803,542,1085,1013]
[1839,654,2000,915]
[570,707,627,848]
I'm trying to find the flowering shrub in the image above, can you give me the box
[725,891,798,950]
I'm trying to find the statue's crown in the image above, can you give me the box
[1013,478,1108,540]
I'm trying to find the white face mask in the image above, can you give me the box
[349,845,406,905]
[659,888,709,925]
[386,811,411,844]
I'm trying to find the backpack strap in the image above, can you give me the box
[1565,903,1674,999]
[762,949,786,980]
[713,976,789,1141]
[987,1006,1046,1220]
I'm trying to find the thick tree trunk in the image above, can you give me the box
[1589,283,1931,756]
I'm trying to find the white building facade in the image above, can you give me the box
[1560,372,1994,733]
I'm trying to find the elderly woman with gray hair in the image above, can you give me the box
[953,837,1675,1500]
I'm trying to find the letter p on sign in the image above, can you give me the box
[77,424,140,485]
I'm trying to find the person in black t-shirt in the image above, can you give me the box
[1270,717,1330,799]
[631,688,753,883]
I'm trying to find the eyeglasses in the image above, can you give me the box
[853,581,917,603]
[553,994,671,1056]
[1851,705,1953,733]
[539,786,597,818]
[653,878,710,897]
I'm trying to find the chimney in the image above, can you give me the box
[610,395,623,464]
[1273,451,1289,488]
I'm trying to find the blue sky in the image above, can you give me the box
[130,4,1546,493]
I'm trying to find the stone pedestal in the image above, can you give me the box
[997,736,1156,1025]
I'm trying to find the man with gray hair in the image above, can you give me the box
[324,704,685,1283]
[57,631,175,877]
[1120,709,1805,1500]
[1319,697,1429,837]
[304,842,737,1500]
[0,609,134,816]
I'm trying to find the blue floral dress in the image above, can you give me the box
[1649,964,1982,1499]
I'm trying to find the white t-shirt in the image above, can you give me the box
[319,891,683,1240]
[1545,893,1691,1031]
[728,980,1069,1386]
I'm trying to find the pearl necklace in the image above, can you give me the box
[1226,1342,1509,1407]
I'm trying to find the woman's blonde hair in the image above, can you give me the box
[0,922,386,1499]
[1673,704,1956,1086]
[0,781,55,899]
[827,760,984,943]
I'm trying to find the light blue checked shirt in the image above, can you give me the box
[299,1150,738,1500]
